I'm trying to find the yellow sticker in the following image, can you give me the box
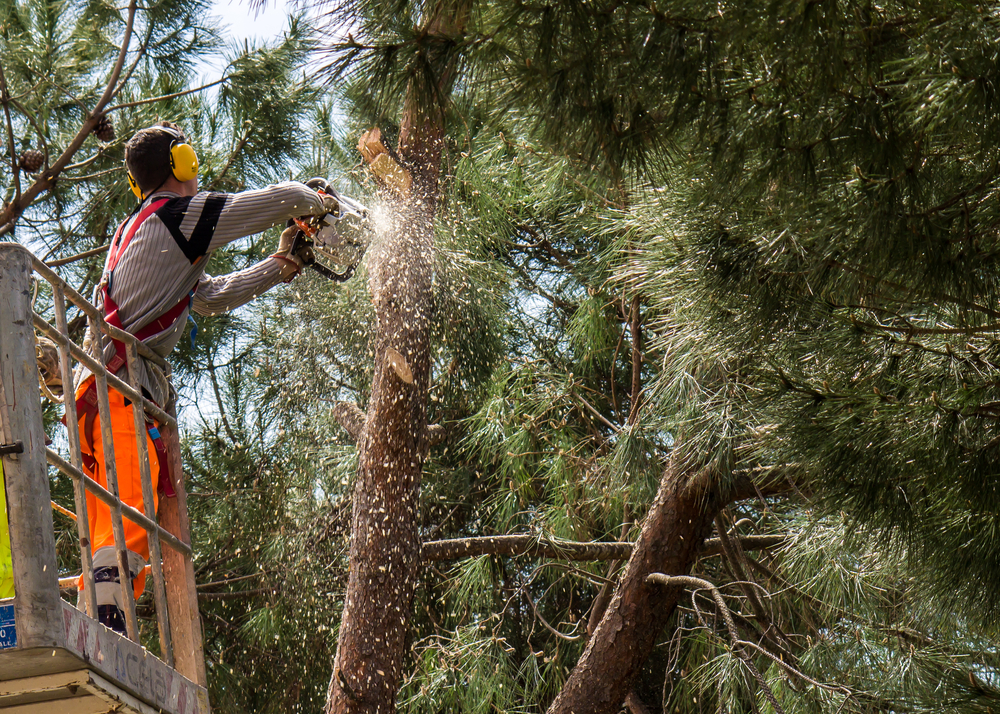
[0,462,14,599]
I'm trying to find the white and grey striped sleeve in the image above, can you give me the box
[205,182,326,253]
[191,257,290,316]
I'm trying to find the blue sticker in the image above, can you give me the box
[0,603,16,649]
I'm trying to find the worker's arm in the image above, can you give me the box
[190,257,297,316]
[153,182,328,260]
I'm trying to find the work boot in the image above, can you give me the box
[93,565,131,636]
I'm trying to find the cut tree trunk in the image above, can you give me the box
[324,195,435,714]
[547,455,723,714]
[325,3,469,712]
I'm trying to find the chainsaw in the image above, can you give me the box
[290,177,374,282]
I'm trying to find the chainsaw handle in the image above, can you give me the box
[306,177,331,192]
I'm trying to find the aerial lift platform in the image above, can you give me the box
[0,244,209,714]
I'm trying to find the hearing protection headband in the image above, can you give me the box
[126,125,199,199]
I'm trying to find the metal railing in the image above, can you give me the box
[0,243,206,686]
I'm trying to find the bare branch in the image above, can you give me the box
[421,533,787,563]
[0,61,22,200]
[330,401,366,440]
[523,589,583,641]
[106,76,227,113]
[198,587,273,601]
[47,243,111,267]
[647,574,787,714]
[207,362,238,444]
[330,399,444,444]
[572,389,620,433]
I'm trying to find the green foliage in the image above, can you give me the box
[23,0,1000,711]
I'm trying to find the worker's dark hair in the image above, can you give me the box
[124,121,187,193]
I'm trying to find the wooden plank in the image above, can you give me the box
[158,414,207,688]
[53,285,98,618]
[0,245,63,650]
[0,647,87,681]
[0,669,88,697]
[82,669,162,714]
[0,695,113,714]
[0,671,97,713]
[60,602,208,714]
[124,340,173,667]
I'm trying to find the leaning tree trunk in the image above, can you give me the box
[325,4,469,712]
[547,455,723,714]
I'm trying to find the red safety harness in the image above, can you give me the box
[70,197,196,498]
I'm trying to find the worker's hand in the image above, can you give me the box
[272,224,305,280]
[277,224,300,260]
[279,222,316,266]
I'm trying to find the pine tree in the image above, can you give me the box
[214,1,1000,713]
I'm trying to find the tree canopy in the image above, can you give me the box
[10,0,1000,712]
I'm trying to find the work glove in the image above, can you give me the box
[306,177,340,217]
[277,221,317,264]
[272,224,306,278]
[276,224,300,260]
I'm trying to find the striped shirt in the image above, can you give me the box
[79,181,326,408]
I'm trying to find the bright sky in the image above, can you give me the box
[196,0,299,79]
[213,0,292,44]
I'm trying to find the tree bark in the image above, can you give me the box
[325,3,469,712]
[325,195,434,714]
[547,455,723,714]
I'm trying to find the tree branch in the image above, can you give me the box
[207,362,238,444]
[331,400,446,445]
[106,76,227,113]
[0,61,22,200]
[330,401,366,440]
[207,119,252,191]
[198,587,273,601]
[420,533,787,563]
[0,0,137,229]
[646,574,786,714]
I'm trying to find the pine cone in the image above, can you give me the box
[93,115,115,142]
[19,149,44,173]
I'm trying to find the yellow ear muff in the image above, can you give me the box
[126,169,143,199]
[169,141,199,182]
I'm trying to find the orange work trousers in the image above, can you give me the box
[75,377,159,599]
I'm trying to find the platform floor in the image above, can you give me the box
[0,602,207,714]
[0,668,162,714]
